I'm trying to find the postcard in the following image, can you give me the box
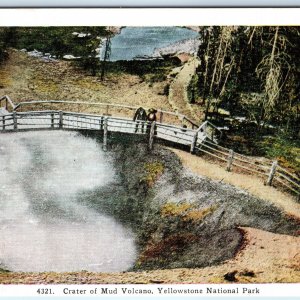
[0,8,299,299]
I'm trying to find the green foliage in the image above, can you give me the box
[0,28,13,62]
[197,26,300,138]
[259,135,300,173]
[104,58,178,78]
[0,267,10,273]
[187,73,199,103]
[4,26,109,75]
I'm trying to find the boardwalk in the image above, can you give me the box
[1,95,299,197]
[0,110,216,150]
[0,95,221,150]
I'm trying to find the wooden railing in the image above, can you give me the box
[195,139,300,197]
[0,110,201,149]
[0,95,16,111]
[13,100,199,129]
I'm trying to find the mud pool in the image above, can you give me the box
[0,131,136,272]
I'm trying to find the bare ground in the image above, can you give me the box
[1,227,299,284]
[0,50,173,116]
[168,56,203,122]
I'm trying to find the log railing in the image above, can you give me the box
[195,139,300,197]
[13,100,199,129]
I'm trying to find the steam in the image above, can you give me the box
[0,131,136,272]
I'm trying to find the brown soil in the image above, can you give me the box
[168,56,203,122]
[1,227,299,284]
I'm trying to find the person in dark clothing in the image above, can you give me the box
[146,108,158,135]
[133,107,147,133]
[147,108,157,122]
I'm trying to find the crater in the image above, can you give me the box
[0,130,298,273]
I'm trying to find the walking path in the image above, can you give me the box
[168,57,203,122]
[170,148,300,219]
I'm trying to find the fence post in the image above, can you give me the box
[103,117,108,151]
[211,127,214,142]
[159,111,163,123]
[99,116,104,130]
[226,149,234,172]
[148,121,156,150]
[267,161,278,186]
[13,111,17,130]
[190,132,198,154]
[2,116,5,131]
[181,116,185,127]
[202,122,207,138]
[59,111,63,129]
[51,113,55,129]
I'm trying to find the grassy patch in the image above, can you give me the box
[161,201,218,223]
[32,76,59,94]
[161,202,193,217]
[184,206,218,222]
[142,161,164,187]
[258,135,300,175]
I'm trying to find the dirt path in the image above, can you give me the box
[170,148,300,219]
[168,57,202,122]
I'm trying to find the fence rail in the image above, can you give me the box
[0,95,16,111]
[195,139,300,196]
[13,100,199,129]
[0,107,299,198]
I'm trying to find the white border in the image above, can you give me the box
[0,8,299,26]
[0,7,299,298]
[0,0,300,7]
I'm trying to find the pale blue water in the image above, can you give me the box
[104,26,199,61]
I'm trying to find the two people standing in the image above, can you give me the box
[133,107,157,133]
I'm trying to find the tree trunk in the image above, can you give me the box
[101,36,111,81]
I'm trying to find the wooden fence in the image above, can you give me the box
[0,95,16,111]
[12,100,199,129]
[195,139,300,197]
[0,110,210,148]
